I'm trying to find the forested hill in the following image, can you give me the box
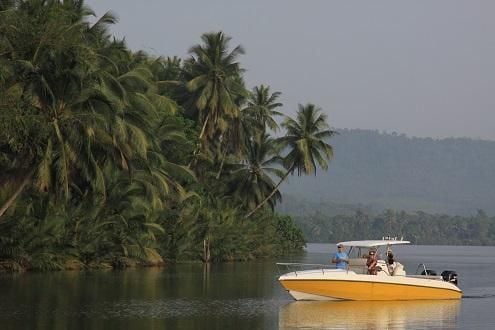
[281,129,495,215]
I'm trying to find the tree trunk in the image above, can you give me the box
[215,148,228,179]
[198,114,210,141]
[188,114,210,168]
[0,171,33,219]
[244,166,293,219]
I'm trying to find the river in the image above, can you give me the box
[0,244,494,329]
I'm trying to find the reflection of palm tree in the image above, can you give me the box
[246,103,336,218]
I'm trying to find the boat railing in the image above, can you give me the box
[276,262,332,276]
[410,263,442,280]
[415,263,428,275]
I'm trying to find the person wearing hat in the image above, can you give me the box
[366,249,378,275]
[331,244,349,270]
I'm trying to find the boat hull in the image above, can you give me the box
[279,276,462,301]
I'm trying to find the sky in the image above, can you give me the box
[86,0,495,140]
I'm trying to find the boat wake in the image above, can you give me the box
[462,287,495,299]
[463,294,495,299]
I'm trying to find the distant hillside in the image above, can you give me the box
[280,129,495,215]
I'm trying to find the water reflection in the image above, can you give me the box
[279,300,460,330]
[0,264,283,330]
[2,246,494,330]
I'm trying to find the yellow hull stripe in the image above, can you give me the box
[280,279,462,300]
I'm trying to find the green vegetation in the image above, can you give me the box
[0,0,326,272]
[296,209,495,245]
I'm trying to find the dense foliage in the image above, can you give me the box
[295,209,495,245]
[0,0,329,272]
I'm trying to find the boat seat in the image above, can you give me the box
[392,263,406,276]
[348,258,367,274]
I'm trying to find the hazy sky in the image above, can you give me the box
[87,0,495,140]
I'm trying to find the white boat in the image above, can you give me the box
[277,239,462,301]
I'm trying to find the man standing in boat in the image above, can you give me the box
[331,244,349,269]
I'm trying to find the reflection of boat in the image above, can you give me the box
[277,239,462,301]
[279,300,461,329]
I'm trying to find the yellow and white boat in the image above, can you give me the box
[277,239,462,301]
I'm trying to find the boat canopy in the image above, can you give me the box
[336,240,410,248]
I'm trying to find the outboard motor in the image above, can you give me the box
[441,270,458,286]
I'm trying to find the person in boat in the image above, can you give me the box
[366,249,378,275]
[386,251,396,274]
[331,244,349,269]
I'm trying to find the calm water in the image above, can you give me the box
[1,244,494,329]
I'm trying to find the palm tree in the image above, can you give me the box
[0,2,175,218]
[183,31,247,144]
[228,133,284,211]
[214,84,282,180]
[245,103,336,218]
[243,85,283,133]
[1,1,105,216]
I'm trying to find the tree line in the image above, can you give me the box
[296,209,495,245]
[0,0,337,271]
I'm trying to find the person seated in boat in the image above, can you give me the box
[386,251,396,274]
[366,249,378,275]
[331,244,349,269]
